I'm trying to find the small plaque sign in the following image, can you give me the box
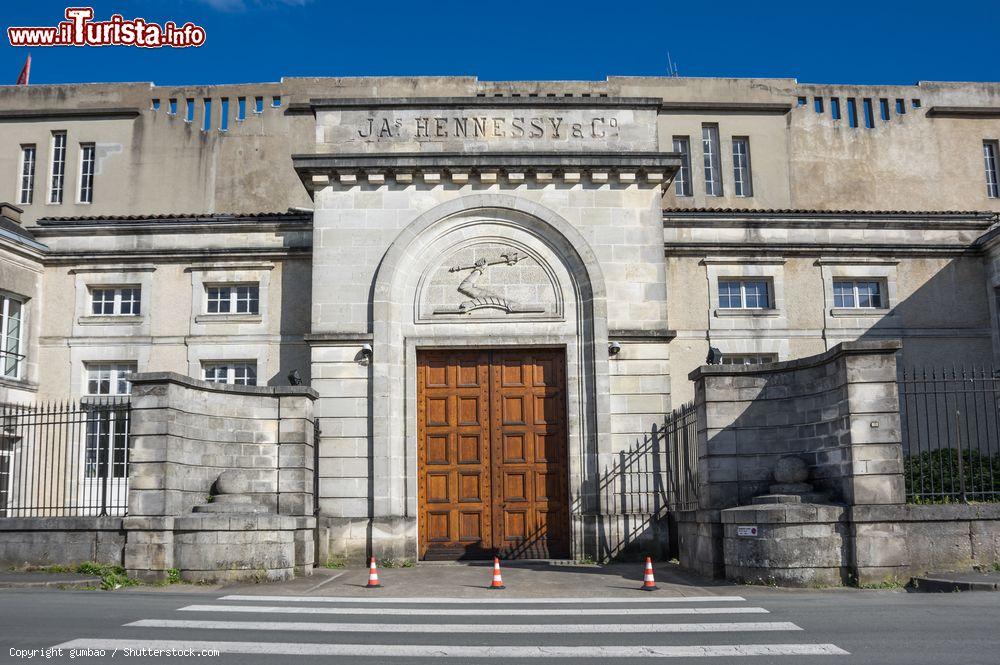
[736,525,759,537]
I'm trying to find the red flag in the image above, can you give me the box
[16,55,30,86]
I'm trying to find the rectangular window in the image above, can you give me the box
[721,354,778,366]
[912,99,921,109]
[0,295,24,380]
[895,98,906,115]
[797,96,807,107]
[202,98,212,132]
[206,284,259,315]
[78,143,95,203]
[254,96,264,114]
[701,124,723,196]
[219,98,229,131]
[48,131,66,204]
[814,97,824,113]
[984,141,999,198]
[237,97,246,121]
[718,279,770,309]
[272,95,282,107]
[85,363,136,396]
[168,98,177,115]
[203,362,257,386]
[833,280,884,309]
[18,145,35,205]
[185,98,195,122]
[90,286,141,316]
[732,137,753,197]
[830,98,841,120]
[672,136,692,197]
[847,98,858,128]
[879,98,890,121]
[863,98,875,129]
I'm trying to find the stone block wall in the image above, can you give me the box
[0,517,124,567]
[127,372,317,518]
[688,339,905,510]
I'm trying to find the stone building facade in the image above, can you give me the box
[0,76,999,562]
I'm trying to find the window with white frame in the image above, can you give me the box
[203,361,257,386]
[48,131,66,204]
[206,284,259,315]
[985,141,999,199]
[90,286,141,316]
[732,137,753,197]
[701,124,723,196]
[718,279,770,309]
[85,363,136,396]
[18,144,35,205]
[78,143,95,204]
[721,353,778,366]
[833,280,885,309]
[672,136,692,197]
[1,295,24,380]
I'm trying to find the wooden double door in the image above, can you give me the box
[417,349,570,560]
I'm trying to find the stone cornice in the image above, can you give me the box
[293,151,680,189]
[0,107,140,122]
[658,101,791,115]
[302,96,663,111]
[926,106,1000,119]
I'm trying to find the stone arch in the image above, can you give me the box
[369,193,610,559]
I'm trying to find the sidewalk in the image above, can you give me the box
[220,560,732,598]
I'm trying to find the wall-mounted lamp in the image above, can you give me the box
[608,341,622,356]
[706,346,723,365]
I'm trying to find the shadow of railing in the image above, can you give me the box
[597,402,699,561]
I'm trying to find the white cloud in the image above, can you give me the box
[196,0,313,12]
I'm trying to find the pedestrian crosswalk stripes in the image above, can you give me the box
[127,619,804,633]
[218,594,749,604]
[178,603,772,616]
[51,593,851,660]
[53,639,851,658]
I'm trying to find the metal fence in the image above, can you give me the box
[665,402,699,511]
[0,398,131,517]
[898,367,1000,503]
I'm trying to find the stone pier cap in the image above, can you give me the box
[127,371,319,400]
[688,339,903,382]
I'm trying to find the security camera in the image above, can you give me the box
[608,341,622,356]
[361,343,373,360]
[706,346,723,365]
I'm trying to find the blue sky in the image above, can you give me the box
[2,0,998,86]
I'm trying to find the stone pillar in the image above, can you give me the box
[122,372,318,581]
[680,340,906,582]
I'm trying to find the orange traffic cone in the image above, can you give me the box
[639,556,658,591]
[366,556,381,588]
[488,556,505,590]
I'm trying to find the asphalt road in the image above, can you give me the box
[1,587,998,664]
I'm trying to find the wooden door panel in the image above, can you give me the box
[418,351,492,560]
[490,349,570,559]
[419,348,569,560]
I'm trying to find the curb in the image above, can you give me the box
[0,577,101,589]
[911,576,1000,593]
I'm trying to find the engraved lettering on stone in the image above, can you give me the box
[434,252,545,315]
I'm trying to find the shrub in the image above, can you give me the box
[905,449,1000,503]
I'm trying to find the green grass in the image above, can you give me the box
[323,558,346,569]
[377,558,414,569]
[75,563,141,590]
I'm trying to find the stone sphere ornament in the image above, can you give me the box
[216,469,252,495]
[773,456,809,484]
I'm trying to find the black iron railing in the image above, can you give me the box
[899,367,1000,503]
[0,398,131,517]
